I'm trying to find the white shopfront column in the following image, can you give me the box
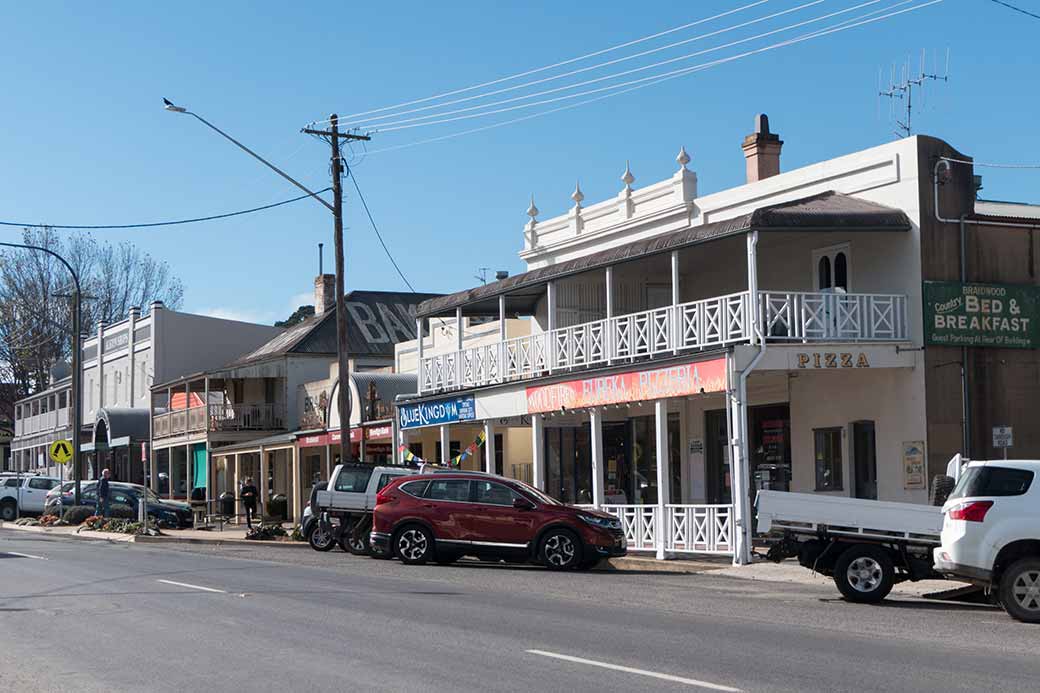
[605,266,614,365]
[655,399,671,560]
[416,318,424,392]
[531,416,545,490]
[483,421,495,474]
[290,445,301,523]
[589,408,605,508]
[259,445,269,512]
[671,250,680,355]
[233,453,241,521]
[439,425,450,465]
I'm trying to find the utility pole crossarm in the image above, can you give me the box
[302,128,371,142]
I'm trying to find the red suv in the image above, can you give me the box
[370,472,626,570]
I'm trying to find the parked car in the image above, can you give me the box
[44,481,193,528]
[371,471,627,570]
[934,460,1040,623]
[0,475,61,520]
[307,464,423,554]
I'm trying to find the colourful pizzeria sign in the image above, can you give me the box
[526,358,726,414]
[923,281,1039,349]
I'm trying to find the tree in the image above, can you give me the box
[275,304,315,328]
[0,227,184,403]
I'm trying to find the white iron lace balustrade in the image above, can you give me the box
[418,289,908,393]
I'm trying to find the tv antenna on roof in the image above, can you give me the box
[878,48,949,139]
[474,267,491,285]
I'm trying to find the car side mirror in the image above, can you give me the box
[512,497,534,511]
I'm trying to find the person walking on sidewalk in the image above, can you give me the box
[96,469,111,518]
[240,477,258,529]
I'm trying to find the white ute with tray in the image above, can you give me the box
[757,490,944,603]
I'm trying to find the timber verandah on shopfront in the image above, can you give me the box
[400,191,914,564]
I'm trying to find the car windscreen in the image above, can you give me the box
[334,467,374,493]
[949,466,1034,500]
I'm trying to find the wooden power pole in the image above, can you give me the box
[302,115,370,466]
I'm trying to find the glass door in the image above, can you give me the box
[705,409,730,504]
[602,423,631,504]
[852,421,878,500]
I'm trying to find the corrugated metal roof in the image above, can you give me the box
[227,290,443,367]
[417,191,910,318]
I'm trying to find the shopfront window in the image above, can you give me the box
[545,425,592,504]
[814,428,844,492]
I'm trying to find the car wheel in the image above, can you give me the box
[539,528,582,571]
[308,523,336,552]
[999,558,1040,623]
[1,500,16,522]
[833,544,895,603]
[341,532,370,556]
[395,525,434,565]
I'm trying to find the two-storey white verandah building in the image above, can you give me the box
[395,120,931,565]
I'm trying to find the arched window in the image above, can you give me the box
[817,256,831,290]
[834,252,848,290]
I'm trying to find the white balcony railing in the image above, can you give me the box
[588,504,733,555]
[152,402,286,439]
[419,289,908,394]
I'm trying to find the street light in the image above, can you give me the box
[161,98,332,212]
[162,97,353,496]
[0,241,84,505]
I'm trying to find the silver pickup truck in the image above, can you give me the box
[304,464,421,555]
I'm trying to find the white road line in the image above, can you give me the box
[525,650,742,692]
[156,579,226,594]
[4,551,47,560]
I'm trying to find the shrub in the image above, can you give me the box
[290,525,306,542]
[245,523,288,541]
[108,503,135,519]
[62,506,96,526]
[39,515,60,527]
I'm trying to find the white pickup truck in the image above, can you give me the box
[0,475,62,520]
[757,490,944,603]
[305,464,422,555]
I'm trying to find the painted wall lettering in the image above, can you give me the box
[795,352,870,369]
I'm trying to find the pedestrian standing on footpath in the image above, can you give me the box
[240,476,258,529]
[96,468,111,517]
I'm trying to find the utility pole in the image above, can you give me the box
[302,115,370,465]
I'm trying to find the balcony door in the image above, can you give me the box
[812,243,850,292]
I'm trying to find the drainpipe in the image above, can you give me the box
[959,214,971,458]
[731,230,767,566]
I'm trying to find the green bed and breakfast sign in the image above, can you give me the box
[924,281,1039,349]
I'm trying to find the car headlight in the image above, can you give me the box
[578,514,621,530]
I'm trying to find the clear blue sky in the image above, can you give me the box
[1,0,1036,324]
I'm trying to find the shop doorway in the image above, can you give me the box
[705,404,792,505]
[852,420,878,500]
[705,410,730,504]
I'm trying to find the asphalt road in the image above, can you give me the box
[0,530,1036,693]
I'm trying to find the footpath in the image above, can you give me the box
[0,521,970,598]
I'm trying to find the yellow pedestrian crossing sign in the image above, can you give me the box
[49,439,73,464]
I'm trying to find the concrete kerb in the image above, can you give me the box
[0,521,307,549]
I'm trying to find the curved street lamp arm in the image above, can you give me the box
[183,111,335,213]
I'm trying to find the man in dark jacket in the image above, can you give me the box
[240,477,258,528]
[96,468,111,517]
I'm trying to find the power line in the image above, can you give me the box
[309,0,772,125]
[365,0,884,132]
[365,0,940,155]
[345,167,416,292]
[988,0,1040,20]
[0,188,331,230]
[356,0,828,128]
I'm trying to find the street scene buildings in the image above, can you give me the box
[3,3,1040,690]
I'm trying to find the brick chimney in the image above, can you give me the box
[741,113,783,183]
[314,274,336,314]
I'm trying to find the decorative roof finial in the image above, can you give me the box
[526,194,539,219]
[621,160,635,188]
[571,181,584,207]
[677,146,691,169]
